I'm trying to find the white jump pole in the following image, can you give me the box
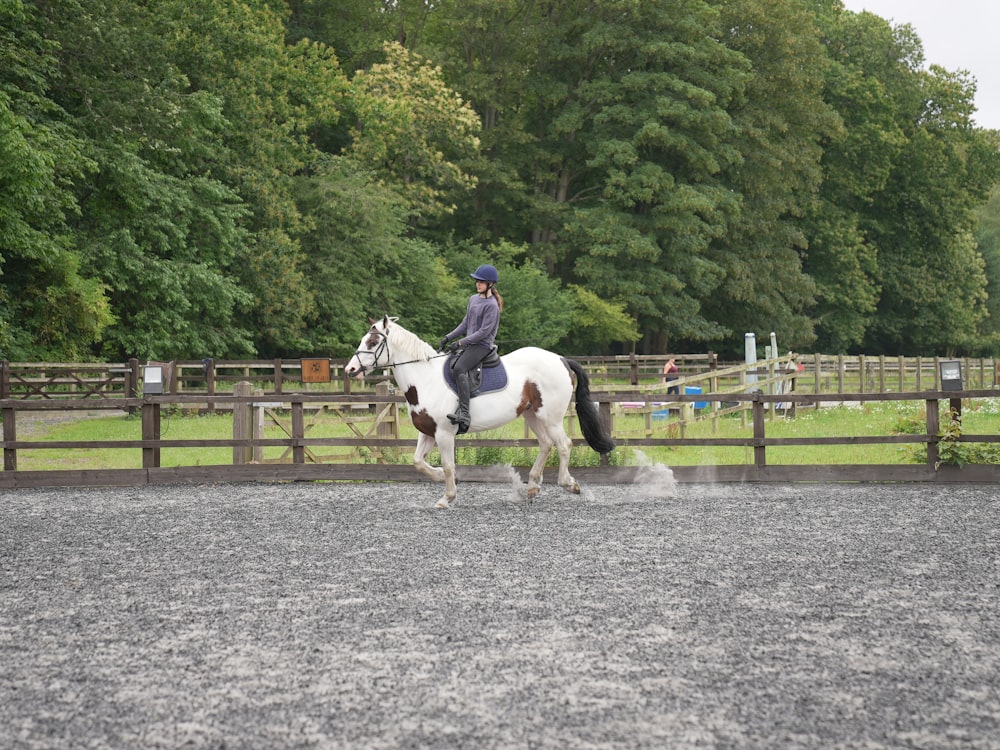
[745,332,757,389]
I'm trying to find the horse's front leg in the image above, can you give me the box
[434,431,459,509]
[413,432,444,482]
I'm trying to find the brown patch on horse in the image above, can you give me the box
[411,409,437,437]
[364,330,382,349]
[403,385,419,406]
[516,380,543,415]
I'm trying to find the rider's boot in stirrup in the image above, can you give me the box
[447,372,471,434]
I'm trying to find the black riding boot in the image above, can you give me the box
[447,371,471,434]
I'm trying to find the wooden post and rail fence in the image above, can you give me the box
[3,366,1000,487]
[2,353,997,401]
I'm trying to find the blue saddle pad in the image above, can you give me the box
[442,358,508,396]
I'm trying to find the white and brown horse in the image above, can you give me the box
[345,316,615,508]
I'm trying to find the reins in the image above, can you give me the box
[391,353,450,368]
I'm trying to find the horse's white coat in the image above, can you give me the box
[345,317,581,508]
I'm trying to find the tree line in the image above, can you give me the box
[2,0,998,362]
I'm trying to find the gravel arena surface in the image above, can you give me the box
[2,474,999,749]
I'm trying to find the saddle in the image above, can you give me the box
[443,347,507,396]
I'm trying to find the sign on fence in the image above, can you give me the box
[300,358,331,383]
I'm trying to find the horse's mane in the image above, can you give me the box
[386,319,437,362]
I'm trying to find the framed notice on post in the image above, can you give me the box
[300,358,331,383]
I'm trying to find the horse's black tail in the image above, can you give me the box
[566,359,616,455]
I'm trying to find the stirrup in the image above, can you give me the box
[447,409,470,433]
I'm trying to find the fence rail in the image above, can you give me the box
[3,354,996,400]
[3,386,999,489]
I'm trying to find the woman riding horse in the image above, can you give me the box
[438,264,503,434]
[345,315,615,508]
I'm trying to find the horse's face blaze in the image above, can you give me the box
[404,385,419,406]
[411,409,436,436]
[516,380,543,415]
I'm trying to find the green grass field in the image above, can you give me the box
[12,397,1000,471]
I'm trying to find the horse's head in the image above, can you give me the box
[345,316,397,378]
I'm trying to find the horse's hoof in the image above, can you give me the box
[435,499,450,509]
[571,482,581,494]
[526,487,540,499]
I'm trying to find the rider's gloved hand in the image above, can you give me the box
[449,340,462,353]
[437,337,449,352]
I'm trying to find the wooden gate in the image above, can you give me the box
[233,382,400,465]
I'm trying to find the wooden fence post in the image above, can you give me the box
[204,358,216,414]
[252,388,265,463]
[3,404,16,471]
[292,400,305,464]
[232,381,253,464]
[141,401,160,469]
[926,398,940,469]
[126,358,140,416]
[375,382,398,440]
[274,358,283,395]
[752,395,766,470]
[708,352,720,429]
[0,360,9,399]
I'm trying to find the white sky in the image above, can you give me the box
[840,0,1000,130]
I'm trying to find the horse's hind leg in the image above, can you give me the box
[526,413,579,496]
[521,413,547,497]
[524,413,567,498]
[551,422,580,494]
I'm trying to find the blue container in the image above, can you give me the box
[685,386,707,410]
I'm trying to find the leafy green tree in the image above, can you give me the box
[345,41,481,226]
[808,8,1000,354]
[803,7,900,352]
[415,0,551,248]
[27,0,255,359]
[976,184,1000,352]
[701,0,841,354]
[285,0,422,74]
[160,0,351,357]
[837,16,999,354]
[294,155,458,355]
[542,0,750,353]
[866,111,995,354]
[0,0,112,359]
[424,0,754,353]
[559,286,640,356]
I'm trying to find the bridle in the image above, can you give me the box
[350,328,392,376]
[351,326,448,375]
